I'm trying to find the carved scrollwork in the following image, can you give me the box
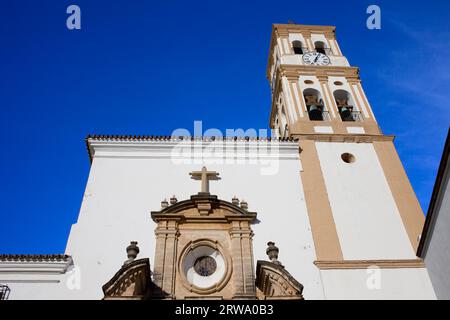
[256,261,304,300]
[102,258,151,299]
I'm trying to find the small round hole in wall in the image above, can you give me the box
[341,153,355,163]
[304,80,314,84]
[334,81,344,86]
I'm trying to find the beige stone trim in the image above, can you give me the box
[347,82,363,113]
[276,38,285,56]
[306,38,314,51]
[286,112,382,136]
[314,259,425,270]
[289,81,302,119]
[323,80,339,118]
[300,140,343,261]
[280,65,360,80]
[373,141,425,252]
[282,37,291,55]
[354,81,377,120]
[294,81,307,118]
[319,79,336,119]
[295,134,392,143]
[273,24,336,39]
[332,39,343,56]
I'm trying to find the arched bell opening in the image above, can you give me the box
[292,40,304,55]
[303,88,327,121]
[314,41,327,55]
[333,89,360,122]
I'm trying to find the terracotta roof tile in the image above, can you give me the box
[0,254,71,262]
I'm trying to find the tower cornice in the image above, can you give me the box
[278,65,360,81]
[272,24,336,39]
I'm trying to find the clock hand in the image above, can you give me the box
[314,53,319,63]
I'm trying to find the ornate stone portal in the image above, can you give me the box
[102,168,303,300]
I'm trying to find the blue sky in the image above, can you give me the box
[1,1,449,253]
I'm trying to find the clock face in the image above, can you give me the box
[303,52,331,66]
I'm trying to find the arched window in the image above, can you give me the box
[292,41,304,55]
[303,88,327,121]
[333,90,361,122]
[314,41,327,55]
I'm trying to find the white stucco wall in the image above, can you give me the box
[4,139,324,300]
[422,158,450,299]
[321,268,436,300]
[315,142,416,260]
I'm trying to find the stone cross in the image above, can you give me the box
[189,166,220,194]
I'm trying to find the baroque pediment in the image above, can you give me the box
[151,193,257,222]
[102,258,164,299]
[256,260,304,300]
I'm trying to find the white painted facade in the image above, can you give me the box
[1,138,437,300]
[315,142,416,260]
[321,268,436,300]
[1,139,325,300]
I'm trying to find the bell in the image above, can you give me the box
[308,105,323,121]
[340,106,353,121]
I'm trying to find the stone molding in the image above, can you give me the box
[86,136,300,163]
[255,260,304,300]
[314,259,426,270]
[0,255,73,274]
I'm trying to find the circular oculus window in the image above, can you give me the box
[181,245,227,289]
[341,153,356,163]
[194,256,217,276]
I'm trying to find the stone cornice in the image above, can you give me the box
[273,23,336,38]
[279,64,360,79]
[0,254,71,262]
[86,135,301,163]
[0,255,73,274]
[314,259,425,270]
[151,193,257,223]
[295,134,394,143]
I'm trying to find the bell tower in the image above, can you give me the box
[267,23,381,138]
[267,23,425,266]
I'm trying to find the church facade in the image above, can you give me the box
[0,23,437,300]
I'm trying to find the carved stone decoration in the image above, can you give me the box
[102,258,153,299]
[255,261,304,300]
[170,195,178,205]
[266,242,282,266]
[151,192,258,300]
[124,241,139,265]
[103,243,167,300]
[255,242,304,300]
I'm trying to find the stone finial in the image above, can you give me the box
[232,196,240,206]
[266,241,282,266]
[124,241,139,265]
[240,200,248,211]
[170,195,178,205]
[161,199,169,209]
